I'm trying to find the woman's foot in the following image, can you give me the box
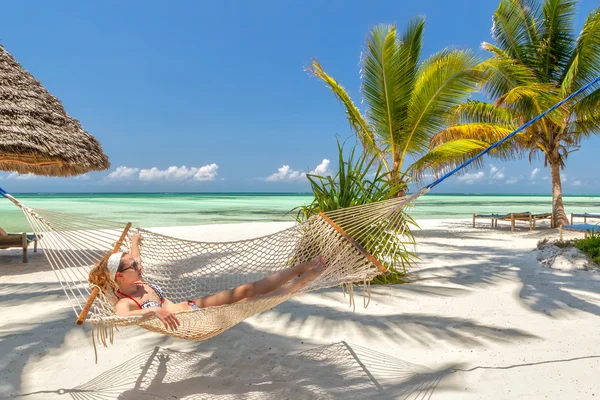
[297,257,327,284]
[274,257,328,296]
[296,255,328,274]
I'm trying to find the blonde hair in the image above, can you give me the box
[88,252,127,292]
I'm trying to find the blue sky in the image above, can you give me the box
[0,0,598,194]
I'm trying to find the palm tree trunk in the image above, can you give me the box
[390,160,406,198]
[550,161,569,227]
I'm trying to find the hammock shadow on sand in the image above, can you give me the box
[28,342,454,400]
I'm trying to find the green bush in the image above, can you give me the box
[574,229,600,265]
[293,139,418,284]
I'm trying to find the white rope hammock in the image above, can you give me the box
[3,189,426,345]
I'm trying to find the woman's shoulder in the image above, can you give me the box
[115,296,138,311]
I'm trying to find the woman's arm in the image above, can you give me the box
[115,299,180,330]
[130,233,142,265]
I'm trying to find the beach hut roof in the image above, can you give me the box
[0,45,110,177]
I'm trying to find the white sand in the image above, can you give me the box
[1,218,600,399]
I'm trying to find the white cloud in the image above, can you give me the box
[7,172,37,180]
[106,166,140,180]
[139,164,219,182]
[542,176,549,180]
[266,159,331,182]
[266,165,304,181]
[573,180,582,186]
[456,171,485,184]
[310,159,331,176]
[192,164,219,181]
[505,177,519,184]
[74,174,90,180]
[560,173,567,183]
[530,168,539,180]
[106,164,218,182]
[489,165,505,180]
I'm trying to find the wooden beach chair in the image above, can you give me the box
[496,212,533,233]
[0,233,38,263]
[531,213,553,229]
[472,213,507,228]
[570,213,600,225]
[559,224,600,240]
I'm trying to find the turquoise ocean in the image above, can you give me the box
[1,193,600,232]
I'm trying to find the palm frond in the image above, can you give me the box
[430,123,516,148]
[494,83,565,126]
[476,55,539,100]
[494,82,558,107]
[571,87,600,136]
[407,139,487,183]
[307,59,385,166]
[539,0,577,81]
[447,100,518,126]
[361,24,411,157]
[402,49,481,159]
[492,0,541,66]
[561,7,600,94]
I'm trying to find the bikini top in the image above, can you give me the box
[117,282,166,309]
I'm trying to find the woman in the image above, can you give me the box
[89,234,326,331]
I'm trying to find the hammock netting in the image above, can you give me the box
[3,75,598,346]
[2,189,425,342]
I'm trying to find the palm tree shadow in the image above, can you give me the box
[21,342,459,400]
[413,223,600,318]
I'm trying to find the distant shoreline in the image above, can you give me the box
[5,192,600,197]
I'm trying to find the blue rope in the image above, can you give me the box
[0,186,7,197]
[425,76,600,190]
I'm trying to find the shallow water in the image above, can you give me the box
[1,192,599,232]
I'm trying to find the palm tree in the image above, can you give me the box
[308,17,485,192]
[432,0,600,226]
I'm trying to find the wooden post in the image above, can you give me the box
[76,223,132,325]
[21,232,27,263]
[560,226,563,241]
[511,214,515,233]
[570,213,573,225]
[318,213,389,276]
[472,214,475,228]
[584,215,587,224]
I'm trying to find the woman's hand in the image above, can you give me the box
[153,307,180,331]
[131,233,143,244]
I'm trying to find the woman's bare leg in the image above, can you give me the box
[193,256,326,308]
[262,262,326,298]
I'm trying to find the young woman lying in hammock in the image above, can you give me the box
[89,234,326,331]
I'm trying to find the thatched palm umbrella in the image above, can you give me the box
[0,45,109,177]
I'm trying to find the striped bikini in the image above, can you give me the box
[117,282,200,310]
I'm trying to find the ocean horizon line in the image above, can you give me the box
[4,191,600,197]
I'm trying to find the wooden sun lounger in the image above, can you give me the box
[531,213,553,230]
[473,212,554,232]
[0,233,38,263]
[472,213,507,228]
[570,213,600,224]
[560,223,600,240]
[498,212,533,233]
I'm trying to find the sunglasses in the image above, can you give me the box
[118,260,140,273]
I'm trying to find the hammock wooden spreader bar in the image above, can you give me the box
[76,222,132,325]
[318,212,389,276]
